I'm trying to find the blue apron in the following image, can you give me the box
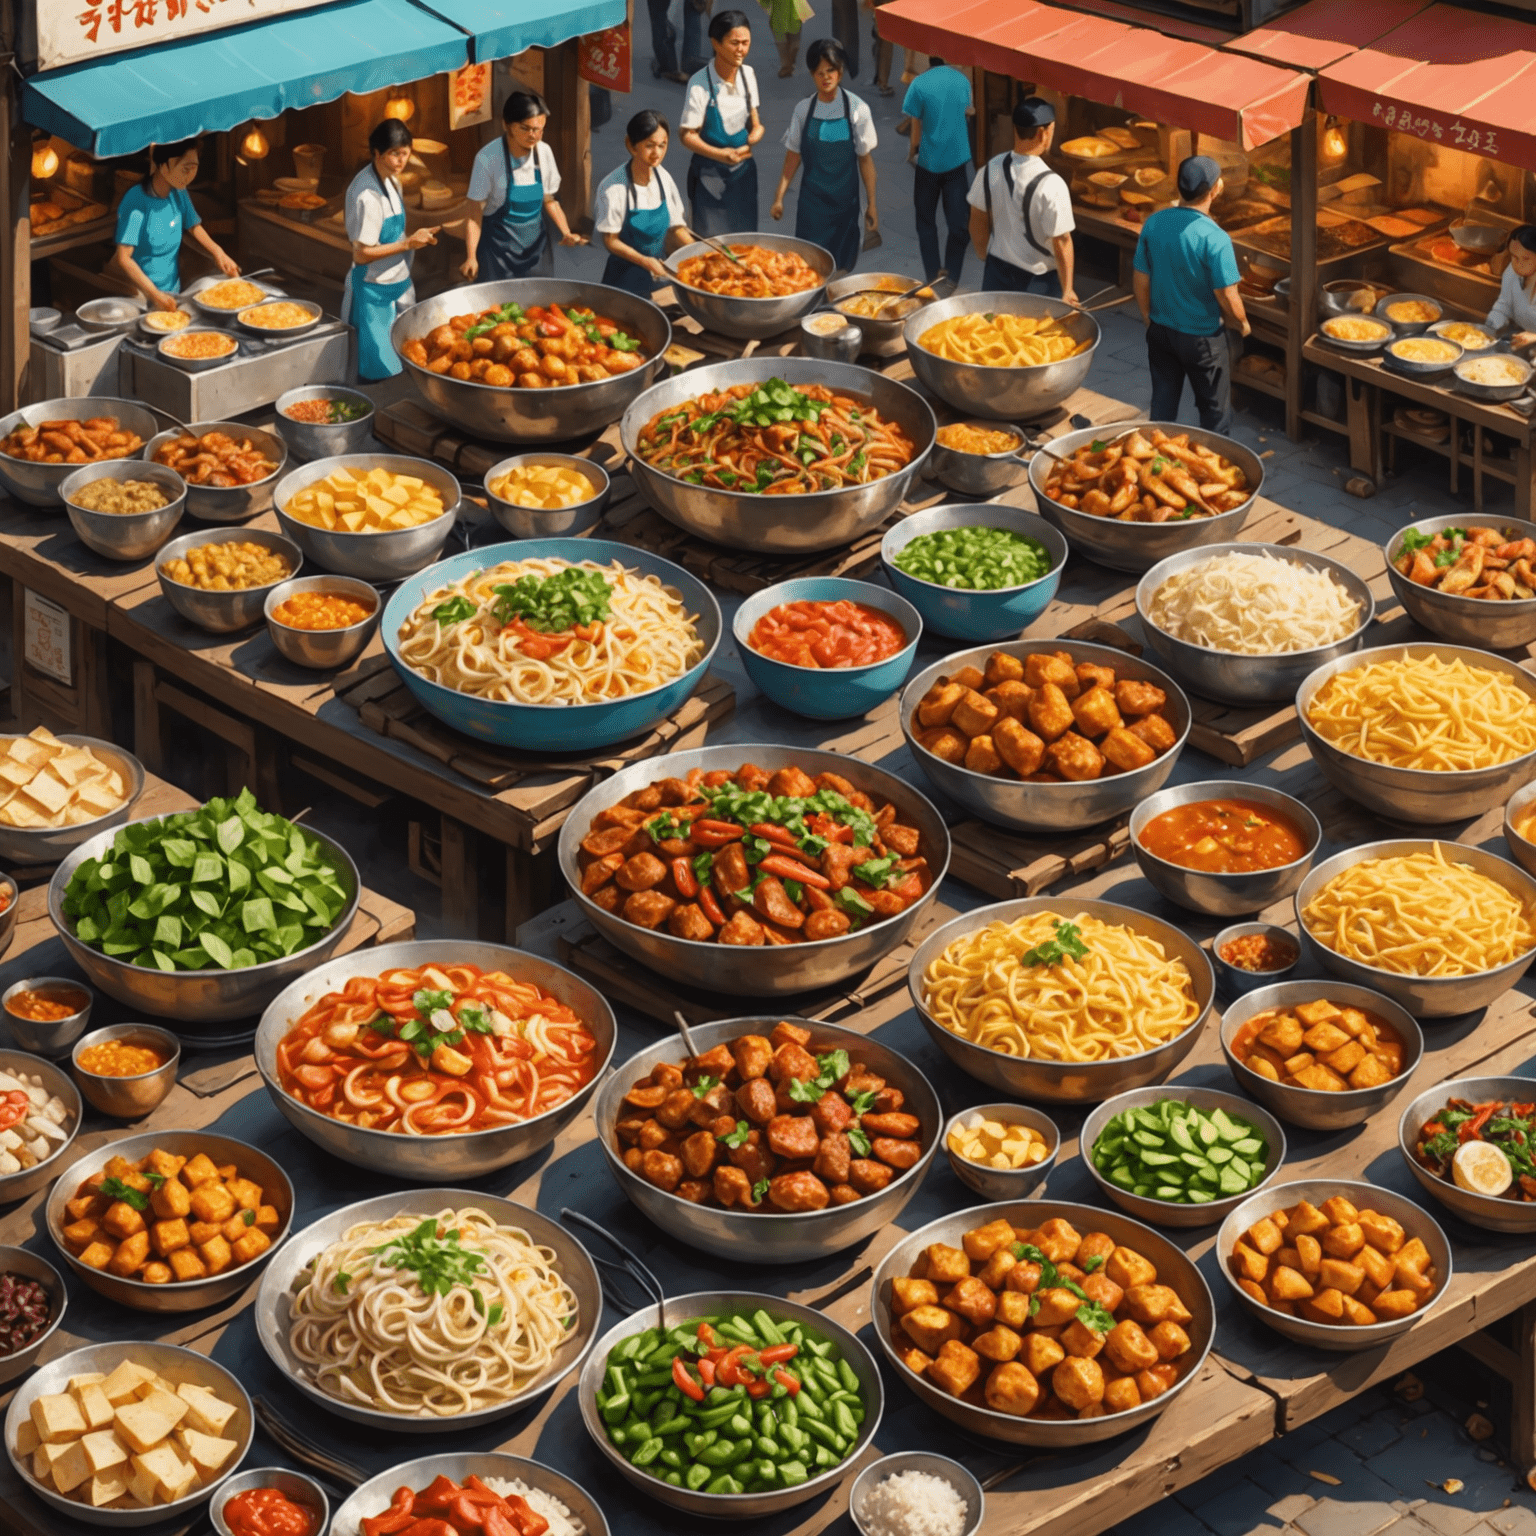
[795,90,860,274]
[601,167,674,297]
[481,136,549,280]
[687,66,758,238]
[345,169,414,381]
[981,153,1063,297]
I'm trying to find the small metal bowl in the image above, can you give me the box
[851,1453,983,1536]
[1,976,93,1056]
[1429,318,1502,353]
[1221,980,1423,1131]
[800,311,863,362]
[0,1246,67,1385]
[1450,221,1507,253]
[137,309,193,340]
[927,422,1031,498]
[1211,922,1301,997]
[943,1102,1059,1201]
[158,329,240,371]
[1453,351,1534,402]
[1505,779,1536,878]
[235,299,321,337]
[827,270,940,355]
[1317,316,1393,354]
[1081,1084,1287,1228]
[1320,280,1388,319]
[1385,514,1536,650]
[0,735,144,868]
[1384,334,1463,379]
[0,874,15,962]
[156,526,303,634]
[71,1023,180,1117]
[0,1049,79,1204]
[76,295,144,332]
[142,423,287,522]
[1377,292,1445,334]
[483,453,610,538]
[274,386,377,462]
[1128,780,1322,918]
[61,460,186,562]
[212,1469,329,1536]
[264,575,381,669]
[29,307,61,334]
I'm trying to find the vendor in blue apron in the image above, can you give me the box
[342,120,440,381]
[966,96,1078,300]
[462,91,587,283]
[680,10,764,238]
[114,138,240,311]
[769,38,879,274]
[598,110,697,297]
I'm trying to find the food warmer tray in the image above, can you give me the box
[1231,218,1389,278]
[1389,234,1504,315]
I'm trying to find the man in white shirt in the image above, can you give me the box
[967,96,1076,300]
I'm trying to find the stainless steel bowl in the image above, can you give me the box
[273,453,460,581]
[0,733,144,868]
[596,1016,940,1263]
[50,817,360,1024]
[1430,318,1502,352]
[943,1102,1059,1201]
[187,275,281,323]
[667,233,833,339]
[851,1454,983,1536]
[1128,779,1322,918]
[236,299,321,337]
[1450,221,1507,253]
[826,270,940,356]
[1,975,92,1056]
[1031,422,1263,575]
[0,1245,66,1385]
[4,1340,252,1525]
[273,386,377,461]
[1297,642,1536,822]
[1453,351,1535,402]
[483,453,610,538]
[900,638,1191,832]
[76,296,144,332]
[1377,292,1444,335]
[908,896,1214,1103]
[801,311,863,362]
[1317,317,1393,355]
[1211,922,1301,997]
[557,745,950,995]
[156,526,303,634]
[0,873,17,962]
[1506,779,1536,878]
[620,356,935,554]
[254,940,616,1179]
[61,460,186,562]
[1220,980,1422,1131]
[29,307,61,334]
[212,1469,328,1536]
[137,309,194,340]
[255,1189,601,1430]
[1217,1178,1451,1352]
[159,329,241,371]
[1399,1074,1536,1233]
[1319,280,1389,319]
[1136,542,1374,705]
[928,424,1031,497]
[1385,334,1463,379]
[903,292,1099,421]
[1295,838,1536,1017]
[873,1200,1214,1444]
[0,1049,79,1204]
[1385,514,1536,649]
[578,1289,881,1517]
[0,397,162,506]
[141,422,287,523]
[71,1023,180,1117]
[46,1129,291,1311]
[264,575,380,669]
[392,279,671,443]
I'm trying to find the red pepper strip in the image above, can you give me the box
[887,873,924,904]
[416,1477,463,1512]
[691,819,747,848]
[697,1356,717,1386]
[748,822,801,850]
[1462,1105,1498,1142]
[759,854,831,889]
[772,1367,801,1395]
[698,887,727,926]
[671,857,700,898]
[717,1344,752,1387]
[1421,1122,1445,1139]
[745,1377,772,1398]
[363,1511,417,1536]
[759,1342,798,1364]
[673,1354,706,1401]
[697,1322,717,1348]
[1517,1103,1536,1118]
[450,1497,486,1529]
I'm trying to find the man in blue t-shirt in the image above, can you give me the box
[901,56,975,283]
[1132,155,1251,434]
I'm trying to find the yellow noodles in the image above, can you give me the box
[921,910,1200,1063]
[1302,844,1536,977]
[1306,652,1536,770]
[918,312,1091,369]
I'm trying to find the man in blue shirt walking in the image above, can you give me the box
[1132,155,1251,434]
[901,56,974,283]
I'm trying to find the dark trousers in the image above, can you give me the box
[981,253,1060,296]
[913,163,970,284]
[1146,321,1234,434]
[648,0,709,75]
[831,0,860,75]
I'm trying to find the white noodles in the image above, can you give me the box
[1148,550,1362,656]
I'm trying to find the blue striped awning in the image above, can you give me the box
[415,0,625,61]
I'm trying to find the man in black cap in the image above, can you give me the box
[1132,153,1249,433]
[967,96,1076,299]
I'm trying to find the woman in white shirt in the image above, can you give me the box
[342,120,439,380]
[599,110,696,298]
[1488,225,1536,349]
[680,10,764,237]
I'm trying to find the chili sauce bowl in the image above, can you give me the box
[1,976,93,1057]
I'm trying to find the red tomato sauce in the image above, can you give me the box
[748,599,907,669]
[223,1488,318,1536]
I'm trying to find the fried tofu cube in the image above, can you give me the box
[127,1462,161,1508]
[198,1234,233,1275]
[101,1201,147,1240]
[114,1396,184,1455]
[189,1184,236,1224]
[151,1218,191,1256]
[1104,1320,1159,1374]
[14,1418,39,1457]
[1319,1259,1365,1296]
[1031,1287,1084,1328]
[977,1248,1018,1290]
[1230,1242,1268,1285]
[133,1442,194,1504]
[1053,1356,1105,1410]
[1268,1266,1315,1302]
[150,1179,192,1221]
[62,1217,103,1251]
[1104,1376,1142,1413]
[168,1248,208,1282]
[1341,1296,1379,1325]
[1283,1052,1315,1077]
[1033,1218,1082,1265]
[230,1228,272,1267]
[180,1153,220,1189]
[1105,1246,1158,1291]
[1101,726,1156,772]
[996,1291,1033,1328]
[1294,1000,1341,1025]
[1358,1211,1406,1255]
[972,1325,1023,1363]
[1357,1243,1396,1291]
[1349,1052,1395,1090]
[73,1382,114,1430]
[1071,686,1123,739]
[1149,1322,1191,1360]
[943,1276,997,1328]
[1322,1040,1367,1076]
[78,1429,128,1475]
[1306,1287,1346,1319]
[144,1148,185,1180]
[891,1277,939,1316]
[984,1361,1041,1417]
[1321,1222,1365,1259]
[1285,1200,1330,1237]
[1320,1195,1359,1226]
[87,1468,132,1507]
[225,1178,262,1212]
[962,1218,1018,1262]
[927,1339,982,1397]
[1061,1318,1107,1359]
[63,1189,102,1219]
[1372,1289,1423,1320]
[1292,1063,1348,1092]
[1124,1284,1193,1325]
[175,1383,236,1438]
[189,1220,221,1246]
[924,1243,971,1285]
[109,1232,151,1277]
[900,1304,966,1355]
[51,1437,95,1493]
[1019,1337,1067,1388]
[899,1346,933,1374]
[1258,1014,1305,1055]
[78,1240,115,1271]
[101,1360,156,1405]
[177,1428,237,1478]
[33,1440,67,1483]
[32,1391,87,1443]
[1336,1008,1371,1038]
[1245,1217,1284,1256]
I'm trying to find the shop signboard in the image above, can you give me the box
[578,1,631,93]
[37,0,336,72]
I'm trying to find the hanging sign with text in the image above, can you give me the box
[39,0,335,72]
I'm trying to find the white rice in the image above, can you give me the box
[857,1469,969,1536]
[482,1477,585,1536]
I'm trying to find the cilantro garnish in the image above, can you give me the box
[847,1125,872,1157]
[101,1177,149,1211]
[692,1075,721,1098]
[1020,919,1090,968]
[718,1120,752,1149]
[432,595,477,626]
[787,1049,851,1104]
[491,568,613,634]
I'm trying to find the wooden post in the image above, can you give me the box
[545,41,592,230]
[0,70,32,415]
[1286,113,1317,444]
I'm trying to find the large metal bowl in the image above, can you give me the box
[4,1340,252,1525]
[273,453,459,582]
[254,939,616,1180]
[0,1246,66,1386]
[186,274,281,324]
[1376,291,1444,335]
[900,637,1191,832]
[1217,1178,1451,1352]
[392,279,671,443]
[142,423,287,522]
[1295,838,1536,1017]
[0,397,162,506]
[0,1049,80,1205]
[1384,514,1536,649]
[1030,422,1263,575]
[1136,542,1374,705]
[1399,1075,1536,1233]
[61,460,186,562]
[908,896,1214,1102]
[557,744,950,996]
[620,356,935,554]
[254,1189,601,1431]
[1220,979,1423,1130]
[45,1129,292,1311]
[1128,779,1322,918]
[273,385,377,462]
[156,526,303,634]
[903,292,1099,422]
[578,1289,882,1517]
[49,816,360,1024]
[1297,643,1536,822]
[668,232,833,339]
[0,733,145,867]
[595,1016,940,1263]
[1453,351,1534,402]
[826,270,939,356]
[1384,334,1463,379]
[872,1200,1214,1444]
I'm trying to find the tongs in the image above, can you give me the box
[562,1207,666,1328]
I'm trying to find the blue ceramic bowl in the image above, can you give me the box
[880,503,1066,642]
[733,577,921,720]
[381,538,721,751]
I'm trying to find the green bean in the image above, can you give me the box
[894,525,1053,591]
[752,1310,786,1345]
[631,1437,663,1467]
[780,1459,810,1487]
[664,1471,682,1486]
[659,1447,683,1470]
[833,1401,858,1440]
[705,1475,743,1495]
[634,1367,674,1388]
[836,1359,861,1394]
[651,1415,689,1437]
[698,1438,747,1467]
[727,1413,753,1438]
[685,1464,711,1491]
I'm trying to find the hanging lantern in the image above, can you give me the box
[384,94,415,122]
[1323,117,1347,160]
[240,128,271,161]
[31,141,60,180]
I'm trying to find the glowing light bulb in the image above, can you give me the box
[31,143,59,180]
[241,128,270,160]
[1323,120,1347,159]
[384,95,415,122]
